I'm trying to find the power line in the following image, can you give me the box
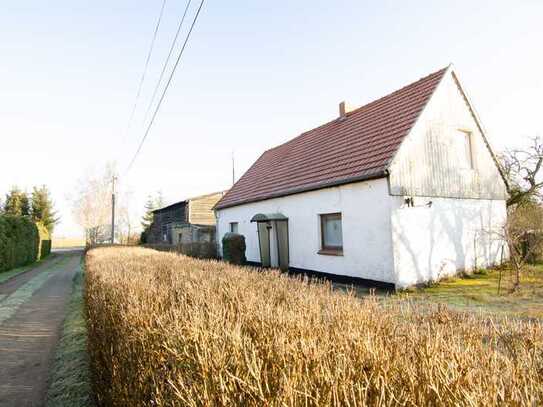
[122,0,167,144]
[126,0,205,173]
[141,0,193,128]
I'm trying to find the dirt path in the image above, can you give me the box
[0,255,64,299]
[0,250,82,407]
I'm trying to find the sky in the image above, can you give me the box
[1,1,542,237]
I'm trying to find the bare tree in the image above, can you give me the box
[72,163,121,245]
[116,189,139,245]
[500,136,543,207]
[500,203,543,291]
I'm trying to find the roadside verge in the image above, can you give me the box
[46,260,93,406]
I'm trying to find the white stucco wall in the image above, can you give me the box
[391,196,507,288]
[217,180,507,288]
[216,178,396,283]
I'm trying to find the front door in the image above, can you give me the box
[256,220,289,271]
[275,220,289,271]
[257,221,271,267]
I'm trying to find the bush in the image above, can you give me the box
[139,229,148,245]
[0,216,51,272]
[222,232,246,264]
[85,247,543,406]
[0,215,39,272]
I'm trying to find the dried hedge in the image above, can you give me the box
[85,247,543,406]
[143,242,217,259]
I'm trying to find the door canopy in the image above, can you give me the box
[250,213,288,222]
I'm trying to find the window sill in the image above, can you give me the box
[318,249,343,256]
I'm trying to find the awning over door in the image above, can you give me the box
[250,213,288,222]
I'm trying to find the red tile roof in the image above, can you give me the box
[215,67,448,210]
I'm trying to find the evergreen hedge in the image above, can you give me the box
[0,215,50,273]
[37,222,52,260]
[222,232,246,265]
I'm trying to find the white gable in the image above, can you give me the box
[387,67,508,200]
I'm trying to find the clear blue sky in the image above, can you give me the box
[1,1,542,236]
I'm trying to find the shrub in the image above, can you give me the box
[85,247,543,406]
[222,232,246,264]
[139,229,148,244]
[0,216,51,272]
[0,215,39,272]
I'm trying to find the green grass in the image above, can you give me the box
[0,253,58,284]
[46,262,93,407]
[402,264,543,319]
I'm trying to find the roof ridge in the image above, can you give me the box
[215,66,449,210]
[154,190,228,212]
[263,66,448,154]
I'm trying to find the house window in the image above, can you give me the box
[455,130,473,169]
[230,222,239,233]
[319,213,343,255]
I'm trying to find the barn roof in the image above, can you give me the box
[153,191,227,213]
[215,66,448,210]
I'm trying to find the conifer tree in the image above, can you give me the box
[4,187,30,216]
[141,195,157,230]
[31,185,59,233]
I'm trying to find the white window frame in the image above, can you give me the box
[318,212,343,255]
[456,129,474,170]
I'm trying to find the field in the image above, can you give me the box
[52,237,86,249]
[403,265,543,319]
[85,247,543,406]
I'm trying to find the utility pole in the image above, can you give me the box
[232,151,235,186]
[111,176,117,244]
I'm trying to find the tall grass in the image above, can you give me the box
[85,247,543,406]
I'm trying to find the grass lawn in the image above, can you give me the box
[402,264,543,319]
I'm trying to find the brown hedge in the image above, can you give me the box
[85,247,543,406]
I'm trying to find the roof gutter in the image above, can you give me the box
[215,168,387,210]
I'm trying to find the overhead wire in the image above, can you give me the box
[126,0,206,173]
[121,0,167,146]
[140,0,193,128]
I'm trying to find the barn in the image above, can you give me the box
[148,191,226,245]
[214,65,508,288]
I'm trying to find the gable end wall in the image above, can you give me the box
[387,69,508,200]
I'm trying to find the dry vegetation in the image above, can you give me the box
[52,237,86,249]
[85,247,543,406]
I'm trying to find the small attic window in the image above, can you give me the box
[455,130,474,169]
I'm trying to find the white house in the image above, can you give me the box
[214,65,508,289]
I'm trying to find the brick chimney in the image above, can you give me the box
[339,101,354,119]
